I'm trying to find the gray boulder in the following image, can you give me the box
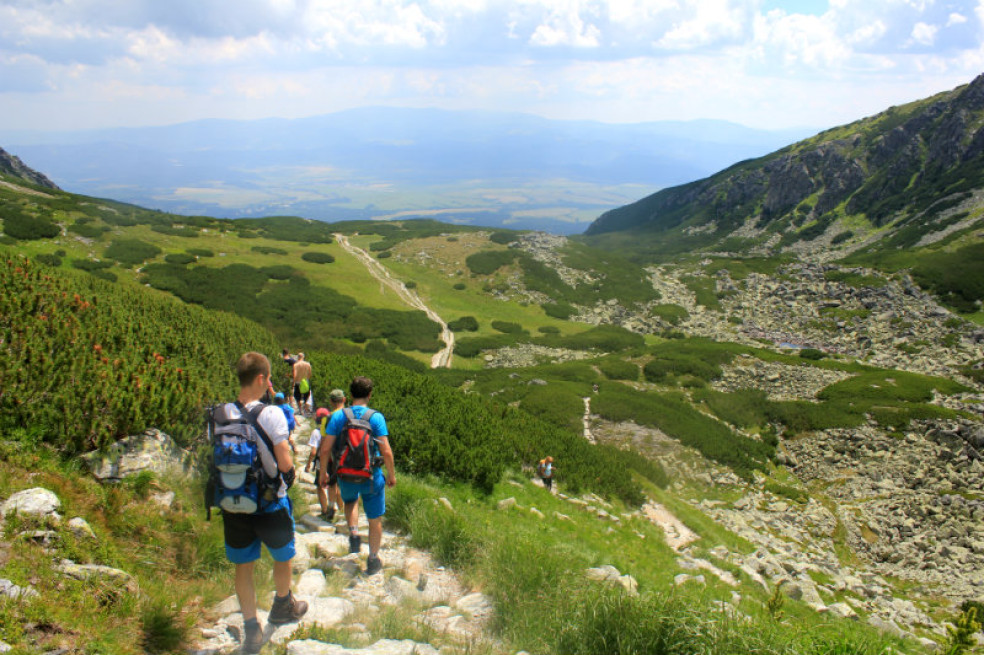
[82,429,190,481]
[1,487,60,520]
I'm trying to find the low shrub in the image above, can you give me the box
[35,253,62,267]
[542,301,577,319]
[465,250,517,275]
[186,248,214,257]
[448,316,479,332]
[301,251,335,264]
[2,209,60,240]
[452,282,465,290]
[598,358,639,381]
[164,253,196,265]
[492,320,524,334]
[104,239,162,267]
[251,245,288,255]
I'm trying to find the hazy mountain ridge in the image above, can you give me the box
[0,108,813,234]
[584,74,984,263]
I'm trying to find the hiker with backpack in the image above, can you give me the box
[318,376,395,576]
[207,352,308,653]
[538,456,555,491]
[292,352,312,417]
[274,392,297,453]
[306,406,340,522]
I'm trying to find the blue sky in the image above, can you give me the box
[0,0,981,132]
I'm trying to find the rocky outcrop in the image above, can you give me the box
[0,147,58,189]
[82,428,192,481]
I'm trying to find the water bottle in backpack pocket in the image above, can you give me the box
[214,436,262,513]
[206,402,276,517]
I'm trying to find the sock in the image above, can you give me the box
[245,617,260,630]
[274,591,291,603]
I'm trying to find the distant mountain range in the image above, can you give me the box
[585,75,984,261]
[0,108,812,234]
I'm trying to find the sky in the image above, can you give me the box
[1,0,982,133]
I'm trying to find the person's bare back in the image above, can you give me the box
[293,357,311,383]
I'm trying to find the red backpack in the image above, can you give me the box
[334,408,378,483]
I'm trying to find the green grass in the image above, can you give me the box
[380,475,908,655]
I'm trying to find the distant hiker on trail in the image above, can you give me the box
[292,352,312,416]
[220,352,307,653]
[319,376,395,576]
[538,456,555,491]
[275,392,297,453]
[306,404,341,523]
[282,349,297,405]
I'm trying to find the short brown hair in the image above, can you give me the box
[236,352,271,387]
[350,376,373,400]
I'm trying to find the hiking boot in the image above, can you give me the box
[321,507,335,522]
[241,618,263,654]
[348,533,362,554]
[267,591,308,625]
[366,554,383,576]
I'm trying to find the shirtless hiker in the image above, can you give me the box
[292,352,312,417]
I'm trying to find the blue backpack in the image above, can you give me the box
[205,401,280,519]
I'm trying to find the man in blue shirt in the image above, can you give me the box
[318,376,395,576]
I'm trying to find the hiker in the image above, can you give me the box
[324,388,347,520]
[274,392,297,453]
[306,407,335,521]
[222,352,307,653]
[282,349,298,406]
[319,376,395,576]
[538,456,555,491]
[292,352,312,417]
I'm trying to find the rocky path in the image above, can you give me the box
[581,396,595,444]
[191,415,492,654]
[334,234,454,369]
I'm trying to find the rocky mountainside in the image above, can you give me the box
[584,74,984,264]
[0,146,58,189]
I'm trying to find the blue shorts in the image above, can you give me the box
[223,496,296,564]
[338,470,386,520]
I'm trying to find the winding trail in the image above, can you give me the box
[334,233,454,369]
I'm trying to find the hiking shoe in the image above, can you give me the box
[366,554,383,576]
[242,619,263,654]
[349,533,362,554]
[321,507,335,522]
[267,592,308,625]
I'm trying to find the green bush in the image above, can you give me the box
[651,303,690,325]
[452,282,465,290]
[186,248,214,257]
[542,301,577,319]
[465,250,517,275]
[489,231,517,245]
[35,253,62,267]
[491,320,524,334]
[68,221,108,239]
[2,209,60,240]
[260,264,295,280]
[377,251,392,259]
[251,245,288,255]
[537,326,560,335]
[448,316,479,332]
[301,251,335,264]
[164,253,196,265]
[104,239,162,267]
[598,358,639,381]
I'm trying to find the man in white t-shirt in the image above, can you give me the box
[223,352,308,653]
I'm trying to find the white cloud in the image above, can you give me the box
[910,21,938,45]
[946,12,968,26]
[655,0,751,50]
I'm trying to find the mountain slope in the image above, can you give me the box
[583,74,984,270]
[0,146,58,189]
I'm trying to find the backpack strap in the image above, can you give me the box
[235,401,281,478]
